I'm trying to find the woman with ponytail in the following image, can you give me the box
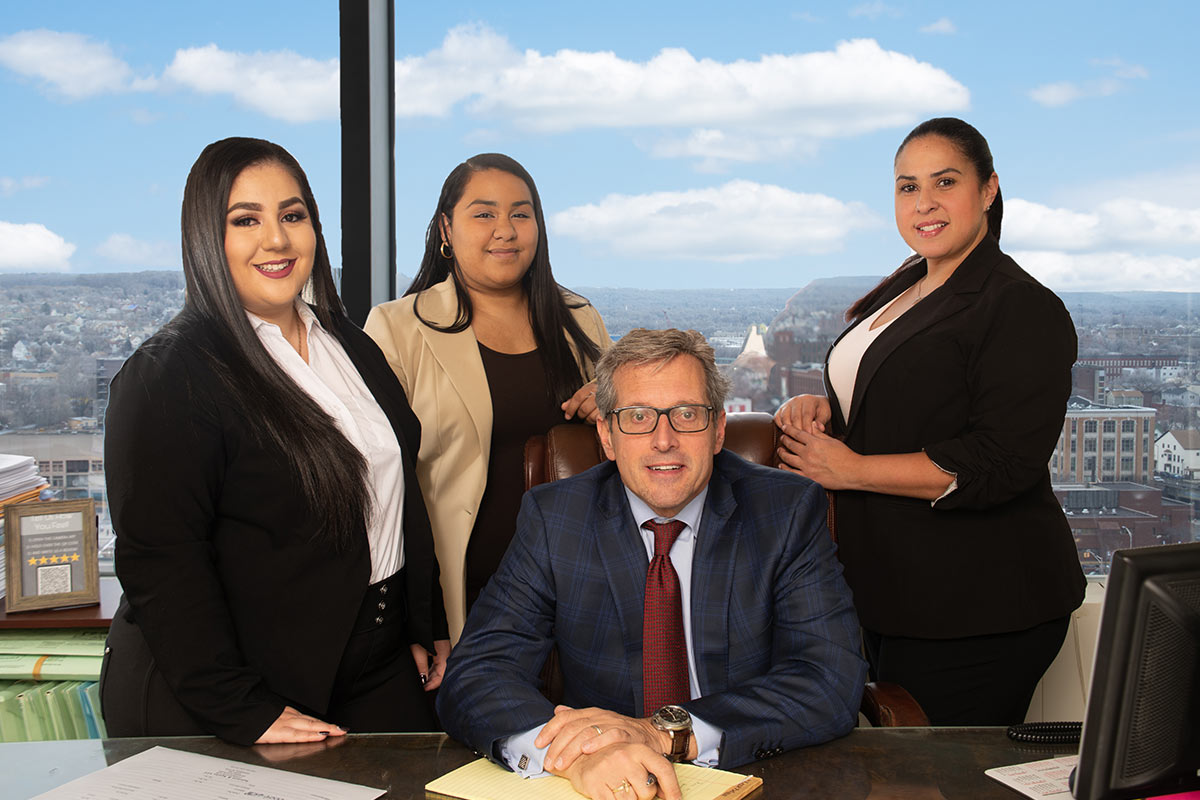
[365,154,608,641]
[774,118,1084,725]
[101,137,448,744]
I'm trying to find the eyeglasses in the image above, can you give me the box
[609,404,714,435]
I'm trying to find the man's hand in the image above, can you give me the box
[551,743,680,800]
[537,706,674,773]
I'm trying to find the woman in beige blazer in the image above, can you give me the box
[366,154,609,641]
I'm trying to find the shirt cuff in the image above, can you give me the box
[498,725,551,777]
[691,712,722,767]
[925,455,959,507]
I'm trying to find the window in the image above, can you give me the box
[1121,420,1135,433]
[1120,457,1134,473]
[1085,439,1097,452]
[1103,421,1117,433]
[1,5,339,567]
[1103,439,1115,452]
[1102,457,1115,472]
[1121,438,1134,452]
[1085,421,1098,433]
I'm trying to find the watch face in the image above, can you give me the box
[654,704,691,729]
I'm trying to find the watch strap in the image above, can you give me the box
[666,726,691,762]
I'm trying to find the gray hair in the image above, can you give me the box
[595,328,731,416]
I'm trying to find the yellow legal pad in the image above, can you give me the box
[426,757,762,800]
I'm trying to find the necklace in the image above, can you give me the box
[916,277,926,300]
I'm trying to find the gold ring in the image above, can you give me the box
[592,724,603,735]
[613,780,631,793]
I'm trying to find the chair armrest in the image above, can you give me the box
[861,681,930,727]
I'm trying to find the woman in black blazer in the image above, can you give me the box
[774,118,1085,725]
[101,137,450,744]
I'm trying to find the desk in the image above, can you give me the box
[3,727,1072,799]
[0,576,121,629]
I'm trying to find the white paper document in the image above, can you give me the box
[31,745,386,800]
[985,755,1078,798]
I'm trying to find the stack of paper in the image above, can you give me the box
[0,679,106,742]
[0,454,49,578]
[0,630,106,680]
[0,630,107,742]
[0,453,47,504]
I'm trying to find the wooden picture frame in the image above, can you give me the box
[4,499,100,613]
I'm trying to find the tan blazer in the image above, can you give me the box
[365,276,610,640]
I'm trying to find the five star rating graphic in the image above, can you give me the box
[27,553,81,566]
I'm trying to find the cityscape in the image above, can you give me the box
[1,270,1198,568]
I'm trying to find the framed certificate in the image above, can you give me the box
[4,499,100,613]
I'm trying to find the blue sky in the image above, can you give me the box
[1,1,1198,291]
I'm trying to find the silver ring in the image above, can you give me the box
[591,724,603,735]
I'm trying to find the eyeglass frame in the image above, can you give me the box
[607,404,716,435]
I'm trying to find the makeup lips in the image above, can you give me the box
[254,259,295,279]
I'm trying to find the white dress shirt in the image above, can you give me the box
[248,301,405,583]
[500,487,722,776]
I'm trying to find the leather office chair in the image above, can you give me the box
[523,411,930,727]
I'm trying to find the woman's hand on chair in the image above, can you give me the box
[562,381,601,423]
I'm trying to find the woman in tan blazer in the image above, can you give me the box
[366,154,609,641]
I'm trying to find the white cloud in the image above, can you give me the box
[649,130,819,173]
[551,180,882,262]
[96,234,176,268]
[0,29,154,99]
[1005,199,1102,250]
[395,27,968,167]
[1004,193,1200,290]
[849,3,900,20]
[1013,250,1200,292]
[1028,81,1085,108]
[1091,57,1149,80]
[1029,59,1147,107]
[0,176,49,197]
[395,24,517,117]
[0,221,75,271]
[162,44,338,123]
[1005,197,1200,250]
[920,18,956,34]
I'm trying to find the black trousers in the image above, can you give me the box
[863,615,1071,726]
[102,568,437,739]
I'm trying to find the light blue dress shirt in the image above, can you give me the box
[499,487,723,776]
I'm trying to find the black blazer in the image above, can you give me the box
[103,311,447,743]
[827,235,1086,639]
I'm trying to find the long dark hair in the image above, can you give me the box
[406,153,601,404]
[160,137,369,549]
[847,117,1003,323]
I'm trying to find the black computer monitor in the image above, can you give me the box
[1071,542,1200,800]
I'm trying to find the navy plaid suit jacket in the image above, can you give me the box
[437,450,866,769]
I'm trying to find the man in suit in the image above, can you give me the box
[437,328,865,800]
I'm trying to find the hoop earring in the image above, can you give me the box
[440,241,453,259]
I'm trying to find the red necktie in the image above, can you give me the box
[642,519,689,716]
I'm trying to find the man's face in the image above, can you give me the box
[596,355,726,518]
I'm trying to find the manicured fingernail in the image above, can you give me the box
[555,757,564,769]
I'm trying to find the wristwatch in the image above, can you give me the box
[651,704,693,763]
